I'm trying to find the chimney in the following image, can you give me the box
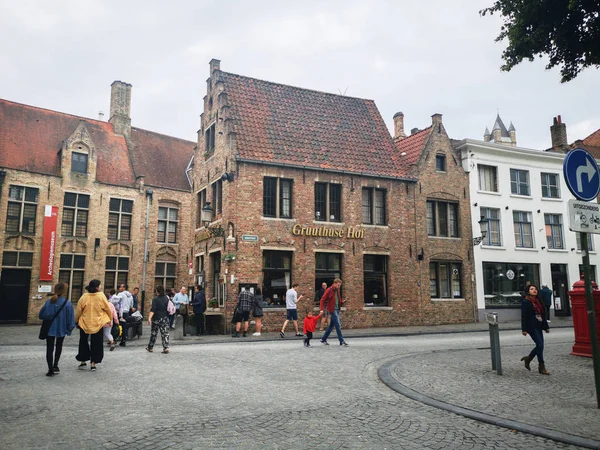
[393,112,406,139]
[98,111,104,121]
[431,113,442,125]
[109,81,132,136]
[209,58,221,75]
[411,128,420,135]
[550,115,568,152]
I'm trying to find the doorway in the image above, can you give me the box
[0,269,31,323]
[551,264,570,317]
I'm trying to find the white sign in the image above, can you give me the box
[38,285,52,293]
[568,199,600,234]
[506,270,515,280]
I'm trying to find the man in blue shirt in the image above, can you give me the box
[173,286,190,336]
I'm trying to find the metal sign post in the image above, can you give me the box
[565,148,600,409]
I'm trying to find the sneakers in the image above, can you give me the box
[145,347,153,352]
[320,340,329,345]
[90,365,97,372]
[252,332,261,336]
[280,331,285,338]
[295,333,303,337]
[78,362,87,370]
[52,366,60,373]
[340,341,349,347]
[46,370,54,377]
[161,348,169,354]
[306,344,312,348]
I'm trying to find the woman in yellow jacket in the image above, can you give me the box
[75,279,112,371]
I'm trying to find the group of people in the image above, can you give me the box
[232,278,348,347]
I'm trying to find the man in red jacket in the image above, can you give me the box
[319,278,348,346]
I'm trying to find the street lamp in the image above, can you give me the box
[201,202,225,237]
[472,216,489,246]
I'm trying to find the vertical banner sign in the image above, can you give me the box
[40,205,58,281]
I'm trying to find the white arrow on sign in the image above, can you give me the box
[576,158,597,192]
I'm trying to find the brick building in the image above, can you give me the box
[190,60,476,333]
[0,82,194,323]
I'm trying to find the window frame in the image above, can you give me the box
[59,253,86,302]
[513,210,534,248]
[262,250,293,307]
[6,185,39,235]
[541,172,560,199]
[107,198,133,240]
[480,207,501,246]
[158,206,179,244]
[435,154,446,172]
[71,152,88,174]
[544,213,564,249]
[363,254,388,306]
[510,168,530,196]
[104,255,129,295]
[478,164,498,192]
[362,187,386,226]
[263,177,293,219]
[426,199,459,237]
[314,182,342,222]
[576,232,594,251]
[196,189,207,228]
[2,250,33,267]
[205,123,216,154]
[61,192,90,237]
[429,261,462,299]
[155,261,177,291]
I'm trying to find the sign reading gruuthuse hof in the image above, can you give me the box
[568,199,600,234]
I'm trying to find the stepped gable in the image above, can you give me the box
[394,127,432,171]
[129,127,194,191]
[220,71,410,178]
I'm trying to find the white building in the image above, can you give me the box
[456,117,599,321]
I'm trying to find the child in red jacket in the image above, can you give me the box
[302,309,322,348]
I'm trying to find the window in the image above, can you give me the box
[62,193,89,237]
[362,188,386,225]
[262,251,292,306]
[579,264,597,282]
[315,253,342,303]
[196,189,207,228]
[436,154,446,172]
[426,200,459,237]
[544,214,563,249]
[108,198,133,240]
[104,256,129,294]
[158,206,178,243]
[59,254,85,302]
[71,152,88,174]
[2,251,33,267]
[6,185,38,234]
[481,207,501,246]
[483,262,539,308]
[513,211,534,248]
[263,178,293,218]
[478,165,498,192]
[429,261,462,298]
[155,261,176,290]
[510,169,530,196]
[541,173,560,198]
[211,180,223,217]
[195,254,205,277]
[314,183,341,222]
[576,232,594,251]
[205,123,215,154]
[364,255,388,306]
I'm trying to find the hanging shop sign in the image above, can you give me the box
[292,224,364,239]
[40,205,58,281]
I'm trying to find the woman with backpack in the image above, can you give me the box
[38,282,75,376]
[146,285,171,354]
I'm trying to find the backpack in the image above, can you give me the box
[167,298,176,315]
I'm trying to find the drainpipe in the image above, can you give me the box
[0,169,6,205]
[142,188,153,316]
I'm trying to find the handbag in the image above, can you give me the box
[39,298,69,340]
[178,304,188,315]
[111,323,121,339]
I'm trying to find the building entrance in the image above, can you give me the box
[0,269,31,323]
[551,264,570,317]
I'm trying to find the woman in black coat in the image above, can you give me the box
[520,284,550,374]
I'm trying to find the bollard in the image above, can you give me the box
[173,315,185,340]
[485,312,502,375]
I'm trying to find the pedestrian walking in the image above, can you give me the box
[173,286,190,336]
[146,285,170,354]
[191,285,206,336]
[539,284,553,322]
[315,282,329,331]
[75,279,113,372]
[233,285,254,337]
[252,287,264,336]
[302,309,322,348]
[280,283,304,338]
[319,278,348,346]
[38,282,75,376]
[520,284,550,375]
[102,299,119,351]
[116,284,134,346]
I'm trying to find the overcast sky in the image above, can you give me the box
[1,0,598,150]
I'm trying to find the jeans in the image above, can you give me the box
[46,336,65,370]
[195,313,205,335]
[528,327,545,364]
[321,310,344,344]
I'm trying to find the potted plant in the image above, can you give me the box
[222,252,236,262]
[208,298,218,310]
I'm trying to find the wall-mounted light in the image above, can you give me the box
[418,248,424,261]
[473,202,478,207]
[221,172,234,182]
[201,202,225,237]
[541,246,546,250]
[315,211,321,220]
[505,206,509,210]
[571,248,576,251]
[537,209,541,213]
[472,216,489,246]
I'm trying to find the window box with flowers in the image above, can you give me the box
[222,252,236,262]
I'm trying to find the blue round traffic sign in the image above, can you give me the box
[563,148,600,201]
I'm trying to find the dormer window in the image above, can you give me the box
[72,152,88,173]
[435,154,446,172]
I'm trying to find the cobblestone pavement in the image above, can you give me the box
[0,325,596,449]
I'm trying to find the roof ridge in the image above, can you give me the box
[221,71,374,102]
[131,126,196,144]
[0,97,108,126]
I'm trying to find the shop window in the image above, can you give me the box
[483,262,539,308]
[62,193,89,237]
[155,262,176,291]
[158,206,178,244]
[362,188,386,225]
[429,261,462,299]
[364,254,388,306]
[104,256,129,295]
[108,198,133,240]
[427,200,459,237]
[262,251,292,306]
[314,183,342,222]
[59,254,85,302]
[315,253,342,303]
[6,185,38,234]
[263,177,293,218]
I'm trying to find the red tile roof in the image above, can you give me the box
[0,99,194,191]
[220,72,411,179]
[393,127,432,172]
[577,129,600,159]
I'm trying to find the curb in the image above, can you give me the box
[378,356,600,450]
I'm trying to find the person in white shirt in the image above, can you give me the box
[280,283,303,338]
[172,286,190,336]
[117,284,134,346]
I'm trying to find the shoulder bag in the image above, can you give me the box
[39,299,69,340]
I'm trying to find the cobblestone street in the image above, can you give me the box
[0,326,598,449]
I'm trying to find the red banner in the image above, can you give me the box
[40,205,58,281]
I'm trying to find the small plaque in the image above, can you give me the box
[242,234,258,242]
[38,285,52,293]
